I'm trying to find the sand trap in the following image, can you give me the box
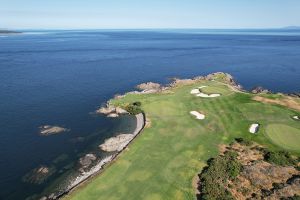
[190,89,200,94]
[190,111,205,120]
[190,86,207,94]
[249,123,259,134]
[292,115,299,120]
[196,93,221,98]
[190,86,220,98]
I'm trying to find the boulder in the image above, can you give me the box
[79,154,97,169]
[251,86,271,94]
[39,125,69,136]
[136,82,161,91]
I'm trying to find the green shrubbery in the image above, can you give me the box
[235,138,253,146]
[264,151,298,166]
[199,151,241,200]
[124,102,143,115]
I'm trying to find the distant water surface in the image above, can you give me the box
[0,29,300,199]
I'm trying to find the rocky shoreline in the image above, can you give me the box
[43,72,298,199]
[43,113,145,200]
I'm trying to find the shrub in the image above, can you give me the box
[124,102,143,115]
[198,151,241,200]
[235,138,253,146]
[264,151,297,166]
[133,101,142,106]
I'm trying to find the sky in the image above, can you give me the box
[1,0,300,29]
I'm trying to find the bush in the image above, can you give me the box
[198,151,241,200]
[264,151,297,166]
[124,102,143,115]
[133,101,142,106]
[235,138,253,146]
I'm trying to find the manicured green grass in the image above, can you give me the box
[65,80,299,200]
[265,124,300,151]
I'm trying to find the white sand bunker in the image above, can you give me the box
[190,86,221,98]
[249,123,259,134]
[292,115,299,120]
[190,111,205,120]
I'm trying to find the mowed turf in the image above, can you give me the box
[266,124,300,151]
[65,80,300,200]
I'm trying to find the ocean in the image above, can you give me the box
[0,29,299,199]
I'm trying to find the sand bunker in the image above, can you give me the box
[190,86,221,98]
[292,115,299,120]
[190,89,200,94]
[190,111,205,120]
[196,93,221,98]
[249,123,259,134]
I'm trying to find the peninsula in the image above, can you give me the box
[0,29,21,34]
[63,72,300,200]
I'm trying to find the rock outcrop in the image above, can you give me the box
[99,134,134,152]
[79,154,97,172]
[96,105,128,117]
[39,125,69,136]
[251,86,271,94]
[22,166,55,184]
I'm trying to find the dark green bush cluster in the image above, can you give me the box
[264,151,298,166]
[125,102,143,115]
[235,138,253,146]
[199,151,241,200]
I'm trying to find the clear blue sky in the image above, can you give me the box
[1,0,300,29]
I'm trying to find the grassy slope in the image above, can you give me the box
[65,80,300,200]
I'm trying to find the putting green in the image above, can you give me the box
[266,124,300,151]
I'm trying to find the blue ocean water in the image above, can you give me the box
[0,29,300,199]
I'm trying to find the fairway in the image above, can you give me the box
[266,124,300,151]
[65,76,300,200]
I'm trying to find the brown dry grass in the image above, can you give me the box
[253,96,300,112]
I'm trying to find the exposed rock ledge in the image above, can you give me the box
[96,106,128,117]
[99,134,134,152]
[39,125,69,136]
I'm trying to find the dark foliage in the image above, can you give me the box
[198,151,241,200]
[235,138,253,146]
[125,102,143,115]
[264,151,298,166]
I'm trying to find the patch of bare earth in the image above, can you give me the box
[227,143,299,200]
[253,96,300,112]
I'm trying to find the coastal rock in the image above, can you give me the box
[288,92,300,98]
[170,78,195,87]
[96,106,116,114]
[39,125,69,136]
[96,105,128,117]
[251,86,271,94]
[116,107,128,114]
[136,82,161,91]
[22,166,55,184]
[107,113,119,118]
[79,154,97,170]
[99,134,134,152]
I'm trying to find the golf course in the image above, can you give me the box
[64,73,300,200]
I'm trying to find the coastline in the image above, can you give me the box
[51,113,145,200]
[55,72,299,200]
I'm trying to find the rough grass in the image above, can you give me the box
[266,124,300,151]
[64,80,300,200]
